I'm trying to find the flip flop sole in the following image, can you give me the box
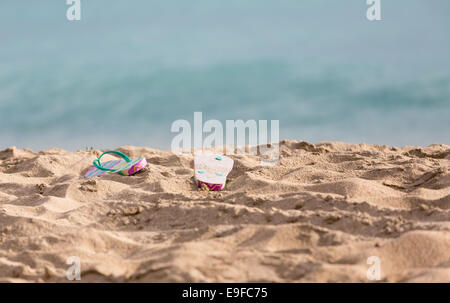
[194,154,234,191]
[84,157,147,178]
[84,160,124,178]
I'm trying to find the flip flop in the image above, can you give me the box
[84,150,147,178]
[194,154,234,191]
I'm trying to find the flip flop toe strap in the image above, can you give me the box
[93,151,131,172]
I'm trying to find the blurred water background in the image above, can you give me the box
[0,0,449,151]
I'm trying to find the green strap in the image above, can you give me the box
[93,150,131,172]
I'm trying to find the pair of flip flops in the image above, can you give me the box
[85,151,233,193]
[84,151,147,178]
[194,154,234,191]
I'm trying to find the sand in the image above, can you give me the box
[0,141,449,282]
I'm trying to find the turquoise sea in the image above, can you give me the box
[0,0,449,151]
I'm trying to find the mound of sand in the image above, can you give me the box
[0,141,449,282]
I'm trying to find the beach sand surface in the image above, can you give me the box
[0,141,449,282]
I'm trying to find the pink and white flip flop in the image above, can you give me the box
[194,154,234,191]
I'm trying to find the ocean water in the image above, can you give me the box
[0,0,449,151]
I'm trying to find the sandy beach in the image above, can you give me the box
[0,140,449,282]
